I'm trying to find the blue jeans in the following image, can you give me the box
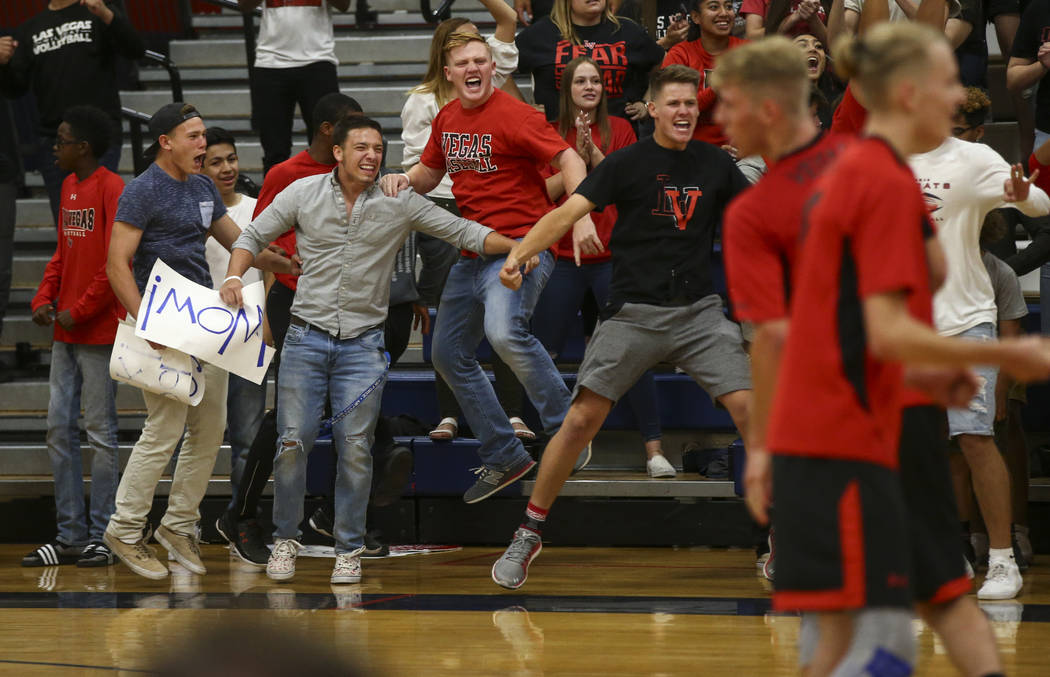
[533,259,662,441]
[272,324,387,554]
[432,252,570,470]
[225,373,267,511]
[46,342,119,545]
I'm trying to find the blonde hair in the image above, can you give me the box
[833,22,947,112]
[550,0,621,46]
[409,17,472,108]
[709,37,811,117]
[557,57,612,154]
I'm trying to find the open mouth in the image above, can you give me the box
[359,162,378,176]
[193,153,205,171]
[807,55,820,72]
[714,19,731,31]
[673,120,692,133]
[465,76,482,91]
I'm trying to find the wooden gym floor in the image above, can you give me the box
[0,544,1048,675]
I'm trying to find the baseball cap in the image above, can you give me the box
[143,102,203,160]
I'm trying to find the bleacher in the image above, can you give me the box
[3,2,1050,547]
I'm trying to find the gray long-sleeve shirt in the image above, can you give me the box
[233,169,493,339]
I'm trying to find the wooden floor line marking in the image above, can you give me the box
[0,658,153,673]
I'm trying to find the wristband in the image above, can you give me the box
[223,275,242,285]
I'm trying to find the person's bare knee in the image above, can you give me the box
[717,389,751,436]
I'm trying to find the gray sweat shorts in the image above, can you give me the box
[573,294,752,403]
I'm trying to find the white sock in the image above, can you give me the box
[989,547,1014,563]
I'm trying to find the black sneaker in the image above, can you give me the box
[22,541,81,567]
[371,445,412,507]
[215,512,269,569]
[362,530,389,559]
[309,505,335,539]
[355,1,378,28]
[76,542,115,567]
[1012,531,1030,572]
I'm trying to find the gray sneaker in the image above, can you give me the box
[155,525,206,575]
[103,531,168,580]
[492,527,543,590]
[464,456,536,504]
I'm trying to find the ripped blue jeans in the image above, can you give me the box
[272,324,387,554]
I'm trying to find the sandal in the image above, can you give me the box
[509,417,536,441]
[429,417,458,441]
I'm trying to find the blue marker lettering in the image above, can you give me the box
[140,274,163,331]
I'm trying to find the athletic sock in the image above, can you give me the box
[989,547,1014,563]
[522,502,548,534]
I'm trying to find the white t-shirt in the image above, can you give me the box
[255,0,337,69]
[844,0,960,22]
[207,194,262,289]
[908,137,1049,336]
[400,35,519,200]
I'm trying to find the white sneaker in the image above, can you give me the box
[977,558,1022,600]
[331,551,362,584]
[647,454,677,478]
[266,539,300,582]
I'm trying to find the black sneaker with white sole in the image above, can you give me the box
[77,542,115,567]
[215,512,269,568]
[22,541,81,567]
[362,530,390,558]
[309,505,335,539]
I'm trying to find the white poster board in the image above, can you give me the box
[109,320,205,406]
[134,259,274,384]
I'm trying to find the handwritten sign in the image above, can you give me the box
[134,259,274,384]
[109,320,205,406]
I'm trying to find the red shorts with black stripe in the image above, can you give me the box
[771,456,912,612]
[899,406,972,604]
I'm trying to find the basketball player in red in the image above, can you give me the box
[714,35,1017,677]
[760,23,1050,676]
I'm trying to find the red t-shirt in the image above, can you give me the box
[831,84,867,136]
[32,167,124,345]
[724,131,852,323]
[544,115,637,262]
[661,36,747,147]
[420,88,570,238]
[767,137,932,469]
[254,150,336,291]
[1028,151,1050,195]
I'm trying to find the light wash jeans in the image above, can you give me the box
[431,252,570,471]
[272,324,387,554]
[225,373,267,511]
[47,342,119,545]
[106,361,229,543]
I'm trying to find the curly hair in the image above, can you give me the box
[958,86,991,129]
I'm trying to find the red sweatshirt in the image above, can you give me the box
[32,166,124,344]
[254,150,336,291]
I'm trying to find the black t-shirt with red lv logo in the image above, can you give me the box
[516,16,664,122]
[574,136,749,309]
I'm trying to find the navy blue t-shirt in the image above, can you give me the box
[114,163,227,292]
